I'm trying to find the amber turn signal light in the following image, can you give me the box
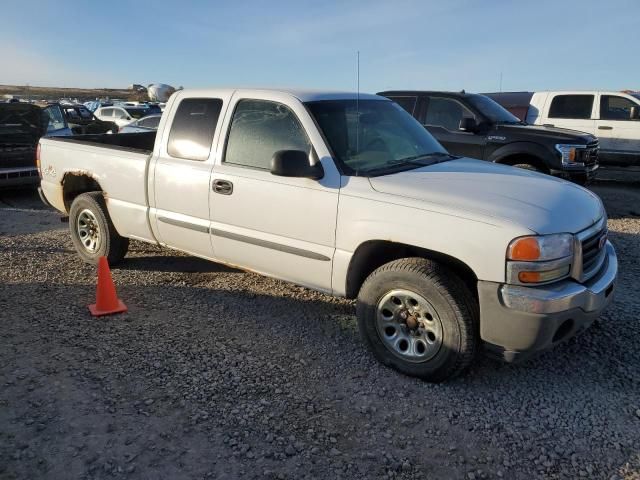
[508,237,540,261]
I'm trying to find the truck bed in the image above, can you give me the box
[38,131,156,243]
[45,131,156,154]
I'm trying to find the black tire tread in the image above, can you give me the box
[357,257,478,382]
[69,191,129,265]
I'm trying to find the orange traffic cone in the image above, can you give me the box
[88,256,127,316]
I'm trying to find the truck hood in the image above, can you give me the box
[368,158,604,235]
[494,123,596,143]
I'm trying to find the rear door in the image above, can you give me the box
[543,94,596,135]
[417,96,485,159]
[150,93,231,257]
[595,94,640,166]
[208,92,340,293]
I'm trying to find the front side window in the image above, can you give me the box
[548,95,594,119]
[306,99,447,176]
[600,95,638,121]
[167,98,222,161]
[423,97,475,131]
[224,99,310,170]
[387,96,418,116]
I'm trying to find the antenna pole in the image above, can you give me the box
[499,71,503,92]
[356,51,360,156]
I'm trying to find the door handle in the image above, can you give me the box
[598,126,613,130]
[212,179,233,195]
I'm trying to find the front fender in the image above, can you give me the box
[488,142,558,169]
[331,191,529,296]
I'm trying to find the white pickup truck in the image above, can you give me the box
[38,88,618,382]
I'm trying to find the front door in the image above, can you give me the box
[417,97,485,159]
[595,94,640,167]
[150,95,228,258]
[209,93,340,293]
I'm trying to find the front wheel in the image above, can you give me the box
[69,192,129,265]
[357,258,478,382]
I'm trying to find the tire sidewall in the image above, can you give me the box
[357,267,465,380]
[69,194,111,264]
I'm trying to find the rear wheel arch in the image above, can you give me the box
[345,240,478,301]
[62,173,104,213]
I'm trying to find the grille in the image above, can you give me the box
[579,220,607,281]
[0,169,38,181]
[579,141,599,167]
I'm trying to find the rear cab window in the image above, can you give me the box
[548,95,594,119]
[167,98,223,161]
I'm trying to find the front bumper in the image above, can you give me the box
[479,242,617,362]
[550,163,599,183]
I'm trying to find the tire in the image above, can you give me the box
[68,191,129,265]
[357,257,478,382]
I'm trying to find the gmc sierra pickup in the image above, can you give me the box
[378,90,600,183]
[38,88,617,382]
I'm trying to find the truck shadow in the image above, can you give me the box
[116,254,239,274]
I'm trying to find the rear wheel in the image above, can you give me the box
[69,192,129,265]
[357,258,478,382]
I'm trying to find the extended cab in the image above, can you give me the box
[378,90,599,182]
[38,89,617,382]
[485,90,640,168]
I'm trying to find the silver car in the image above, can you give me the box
[117,114,162,133]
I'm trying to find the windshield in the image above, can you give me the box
[305,99,449,176]
[467,94,522,124]
[44,105,67,132]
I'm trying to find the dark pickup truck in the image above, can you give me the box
[378,90,599,182]
[1,102,71,187]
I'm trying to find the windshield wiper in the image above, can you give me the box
[388,151,457,166]
[364,152,458,176]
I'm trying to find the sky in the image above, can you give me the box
[1,0,638,93]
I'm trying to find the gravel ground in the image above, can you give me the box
[0,182,639,480]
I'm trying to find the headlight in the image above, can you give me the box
[506,234,574,285]
[555,144,585,167]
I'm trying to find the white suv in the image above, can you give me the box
[94,106,147,127]
[526,91,640,167]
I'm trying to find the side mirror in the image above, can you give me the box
[459,117,478,132]
[630,106,639,120]
[270,150,324,180]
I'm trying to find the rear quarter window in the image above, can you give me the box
[167,98,223,161]
[548,95,594,119]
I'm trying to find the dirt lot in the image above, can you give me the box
[1,179,639,480]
